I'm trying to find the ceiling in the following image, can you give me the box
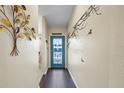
[39,5,75,27]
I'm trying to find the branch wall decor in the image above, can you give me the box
[0,5,36,56]
[67,5,101,48]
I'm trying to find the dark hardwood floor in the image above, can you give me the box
[39,68,76,88]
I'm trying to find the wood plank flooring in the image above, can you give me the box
[39,68,76,88]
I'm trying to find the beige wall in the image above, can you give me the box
[68,5,124,88]
[0,6,40,88]
[38,16,48,76]
[48,27,67,68]
[109,6,124,87]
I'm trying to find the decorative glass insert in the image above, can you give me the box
[53,38,62,64]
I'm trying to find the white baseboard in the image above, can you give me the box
[38,67,48,88]
[38,85,40,88]
[68,68,79,88]
[44,67,48,75]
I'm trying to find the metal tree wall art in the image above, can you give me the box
[0,5,36,56]
[67,5,101,48]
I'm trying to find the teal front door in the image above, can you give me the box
[50,36,65,68]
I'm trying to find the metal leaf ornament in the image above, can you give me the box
[0,5,36,56]
[0,27,3,32]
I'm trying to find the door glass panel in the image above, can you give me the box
[53,38,62,64]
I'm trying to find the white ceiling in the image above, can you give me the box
[39,5,75,27]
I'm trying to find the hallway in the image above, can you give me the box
[1,5,124,88]
[39,69,76,88]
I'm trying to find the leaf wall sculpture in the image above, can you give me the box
[0,5,36,56]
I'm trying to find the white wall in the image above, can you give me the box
[39,16,48,75]
[68,5,110,88]
[0,6,40,88]
[68,5,124,88]
[48,27,67,68]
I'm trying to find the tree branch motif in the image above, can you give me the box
[0,5,36,56]
[67,5,101,48]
